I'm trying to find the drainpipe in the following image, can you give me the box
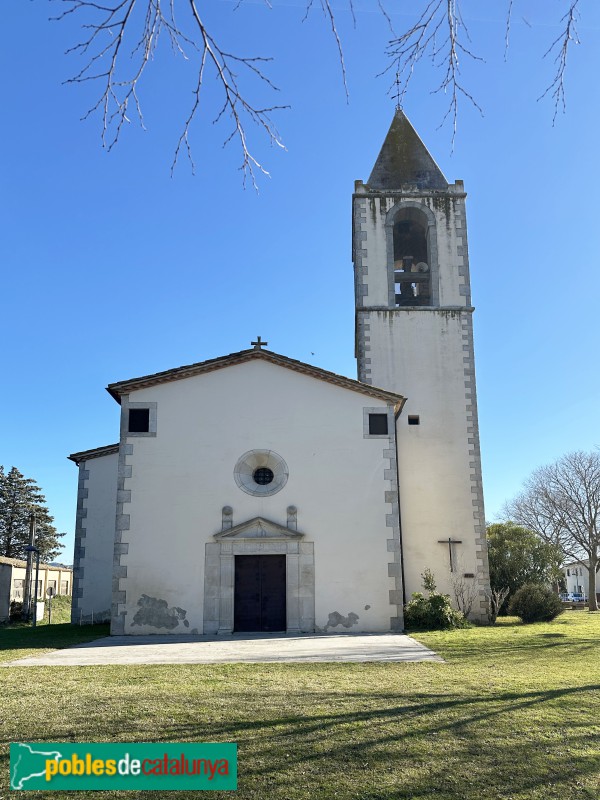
[393,407,407,609]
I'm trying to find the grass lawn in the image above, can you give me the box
[0,611,598,799]
[0,596,108,663]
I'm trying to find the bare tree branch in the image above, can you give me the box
[52,1,585,179]
[506,450,600,611]
[484,587,509,624]
[539,0,581,123]
[504,0,514,61]
[382,0,483,148]
[53,0,288,185]
[377,0,395,38]
[302,0,354,102]
[53,0,358,183]
[450,561,478,618]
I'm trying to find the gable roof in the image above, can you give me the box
[106,348,406,411]
[367,109,448,191]
[68,444,120,465]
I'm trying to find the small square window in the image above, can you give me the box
[368,414,388,435]
[408,415,420,426]
[129,408,150,433]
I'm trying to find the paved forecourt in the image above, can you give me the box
[5,632,443,666]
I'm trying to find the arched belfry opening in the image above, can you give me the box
[392,208,431,306]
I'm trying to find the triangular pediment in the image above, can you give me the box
[214,516,303,540]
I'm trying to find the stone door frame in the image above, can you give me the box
[204,526,315,634]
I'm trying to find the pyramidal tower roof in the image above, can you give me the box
[367,109,448,191]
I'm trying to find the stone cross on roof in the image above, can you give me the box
[251,336,268,350]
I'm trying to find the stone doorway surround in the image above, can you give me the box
[203,516,315,634]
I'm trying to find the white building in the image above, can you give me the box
[563,560,598,599]
[69,111,490,635]
[0,557,72,623]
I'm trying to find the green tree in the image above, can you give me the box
[487,522,563,613]
[0,467,65,562]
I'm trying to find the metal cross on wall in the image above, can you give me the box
[438,537,463,573]
[251,336,268,350]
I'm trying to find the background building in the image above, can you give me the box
[0,557,72,622]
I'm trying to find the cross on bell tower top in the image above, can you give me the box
[251,336,268,350]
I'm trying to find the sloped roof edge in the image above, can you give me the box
[68,443,120,465]
[106,348,406,411]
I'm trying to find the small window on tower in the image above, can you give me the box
[128,408,150,433]
[368,414,388,435]
[408,415,420,426]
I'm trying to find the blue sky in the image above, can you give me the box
[2,1,600,561]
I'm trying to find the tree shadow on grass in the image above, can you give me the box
[173,682,599,743]
[168,683,600,797]
[1,681,599,799]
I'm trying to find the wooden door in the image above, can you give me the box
[234,555,286,632]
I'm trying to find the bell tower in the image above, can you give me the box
[353,110,489,619]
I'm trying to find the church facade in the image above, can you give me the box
[69,111,490,634]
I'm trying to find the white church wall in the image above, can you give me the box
[359,308,486,614]
[113,359,400,635]
[73,451,118,623]
[367,310,480,600]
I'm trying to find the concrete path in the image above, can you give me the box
[4,632,443,667]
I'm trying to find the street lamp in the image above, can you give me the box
[24,545,41,627]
